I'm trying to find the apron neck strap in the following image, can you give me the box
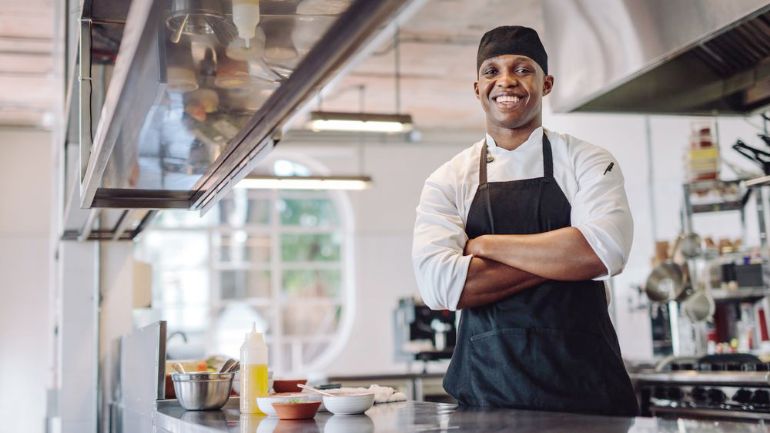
[479,142,495,233]
[542,132,554,179]
[479,142,489,185]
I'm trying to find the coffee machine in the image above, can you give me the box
[393,297,457,367]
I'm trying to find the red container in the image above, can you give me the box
[273,379,307,393]
[272,401,321,420]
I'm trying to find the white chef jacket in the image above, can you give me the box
[412,127,633,311]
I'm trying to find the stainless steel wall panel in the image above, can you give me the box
[119,321,166,412]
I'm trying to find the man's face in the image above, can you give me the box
[474,54,554,130]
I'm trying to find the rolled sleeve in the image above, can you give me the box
[571,146,633,279]
[412,171,471,311]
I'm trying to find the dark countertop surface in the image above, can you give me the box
[150,398,770,433]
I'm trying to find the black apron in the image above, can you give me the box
[443,134,639,417]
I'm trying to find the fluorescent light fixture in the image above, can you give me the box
[236,176,372,190]
[309,111,413,133]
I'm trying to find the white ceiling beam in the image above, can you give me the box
[0,37,53,54]
[0,53,52,74]
[0,111,46,128]
[0,14,54,39]
[0,76,55,106]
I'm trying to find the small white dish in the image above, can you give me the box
[322,393,375,415]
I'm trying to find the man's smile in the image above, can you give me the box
[491,92,527,111]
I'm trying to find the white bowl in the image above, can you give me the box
[322,393,375,415]
[256,393,321,417]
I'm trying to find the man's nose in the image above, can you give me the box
[497,71,518,87]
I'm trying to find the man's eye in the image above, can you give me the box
[515,67,531,74]
[483,68,497,75]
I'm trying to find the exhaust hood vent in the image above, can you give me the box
[693,14,770,78]
[544,0,770,115]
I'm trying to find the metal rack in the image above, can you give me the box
[745,176,770,250]
[681,179,752,243]
[681,178,770,301]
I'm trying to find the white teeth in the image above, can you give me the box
[495,95,520,103]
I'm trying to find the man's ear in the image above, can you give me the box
[473,81,480,100]
[543,75,554,96]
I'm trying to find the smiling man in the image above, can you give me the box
[411,26,638,416]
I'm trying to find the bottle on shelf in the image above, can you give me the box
[232,0,260,48]
[685,121,720,182]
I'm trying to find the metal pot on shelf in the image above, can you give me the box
[644,261,688,302]
[644,232,708,302]
[681,289,715,322]
[678,232,703,259]
[644,231,716,322]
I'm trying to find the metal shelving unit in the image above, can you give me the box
[746,176,770,250]
[682,179,752,238]
[711,287,770,301]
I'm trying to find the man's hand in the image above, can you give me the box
[463,236,484,256]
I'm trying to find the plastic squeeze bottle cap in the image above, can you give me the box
[245,322,265,344]
[232,0,260,48]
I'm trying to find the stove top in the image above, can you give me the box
[637,354,770,420]
[662,354,765,372]
[666,361,770,372]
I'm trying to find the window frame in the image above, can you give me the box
[140,154,356,375]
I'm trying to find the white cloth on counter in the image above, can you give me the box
[335,385,407,404]
[412,127,633,310]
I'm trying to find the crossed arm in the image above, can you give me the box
[457,227,605,309]
[413,143,630,311]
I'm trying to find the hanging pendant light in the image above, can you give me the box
[236,175,372,190]
[308,111,413,133]
[308,27,413,134]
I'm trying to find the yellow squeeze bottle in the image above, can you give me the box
[240,323,269,414]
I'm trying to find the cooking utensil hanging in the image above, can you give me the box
[644,234,692,302]
[644,261,688,302]
[681,289,715,322]
[732,139,770,175]
[678,232,703,259]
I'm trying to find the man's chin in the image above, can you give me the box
[493,117,530,130]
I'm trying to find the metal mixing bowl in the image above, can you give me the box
[172,372,234,411]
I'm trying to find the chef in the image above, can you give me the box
[411,26,639,416]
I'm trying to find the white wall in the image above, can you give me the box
[0,128,52,433]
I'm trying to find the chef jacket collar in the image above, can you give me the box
[485,127,544,153]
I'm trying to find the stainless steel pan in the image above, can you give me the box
[644,261,687,302]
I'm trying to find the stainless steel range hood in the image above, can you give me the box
[543,0,770,115]
[72,0,423,212]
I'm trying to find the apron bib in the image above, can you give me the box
[443,134,639,416]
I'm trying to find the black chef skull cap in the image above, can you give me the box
[477,26,548,75]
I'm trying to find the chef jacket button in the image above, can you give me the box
[486,154,494,163]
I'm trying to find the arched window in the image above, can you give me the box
[136,157,353,375]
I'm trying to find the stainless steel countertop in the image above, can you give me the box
[326,372,446,381]
[142,398,770,433]
[631,370,770,386]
